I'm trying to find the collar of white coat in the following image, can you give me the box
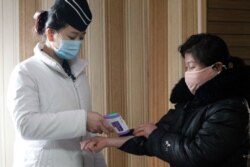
[34,42,88,78]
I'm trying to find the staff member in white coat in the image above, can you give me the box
[7,0,113,167]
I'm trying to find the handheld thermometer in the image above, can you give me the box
[104,112,131,136]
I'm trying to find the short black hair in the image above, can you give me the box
[178,33,231,67]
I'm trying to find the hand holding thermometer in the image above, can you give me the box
[104,112,133,136]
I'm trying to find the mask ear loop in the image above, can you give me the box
[212,62,227,74]
[220,64,227,70]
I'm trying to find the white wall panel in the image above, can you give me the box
[0,0,19,167]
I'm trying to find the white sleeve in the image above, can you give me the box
[7,65,87,140]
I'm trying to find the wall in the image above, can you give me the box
[0,0,19,167]
[207,0,250,64]
[207,1,250,167]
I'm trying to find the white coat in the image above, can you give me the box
[7,43,106,167]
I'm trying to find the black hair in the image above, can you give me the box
[33,9,67,36]
[34,0,92,36]
[178,33,231,67]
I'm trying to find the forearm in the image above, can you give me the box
[107,136,134,148]
[16,110,86,140]
[118,136,149,155]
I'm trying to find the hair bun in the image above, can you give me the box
[33,10,48,35]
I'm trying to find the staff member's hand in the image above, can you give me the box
[87,112,114,134]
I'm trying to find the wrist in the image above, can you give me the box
[106,137,116,147]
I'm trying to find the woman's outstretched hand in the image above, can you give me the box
[80,136,108,153]
[133,123,157,138]
[80,135,134,153]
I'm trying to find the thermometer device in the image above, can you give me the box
[104,112,131,136]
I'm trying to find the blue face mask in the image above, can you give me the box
[54,39,82,60]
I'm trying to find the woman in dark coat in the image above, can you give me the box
[81,33,250,167]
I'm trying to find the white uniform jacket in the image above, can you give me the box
[7,43,106,167]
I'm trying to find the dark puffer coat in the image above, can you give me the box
[120,67,250,167]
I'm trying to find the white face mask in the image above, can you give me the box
[184,64,220,94]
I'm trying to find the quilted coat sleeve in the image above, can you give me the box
[119,109,177,156]
[120,101,249,167]
[7,64,87,140]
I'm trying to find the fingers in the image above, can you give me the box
[134,126,147,137]
[80,140,91,150]
[87,112,114,134]
[80,137,107,153]
[134,131,146,137]
[85,141,97,152]
[100,119,114,134]
[90,119,113,134]
[80,139,96,152]
[133,124,147,134]
[133,123,157,138]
